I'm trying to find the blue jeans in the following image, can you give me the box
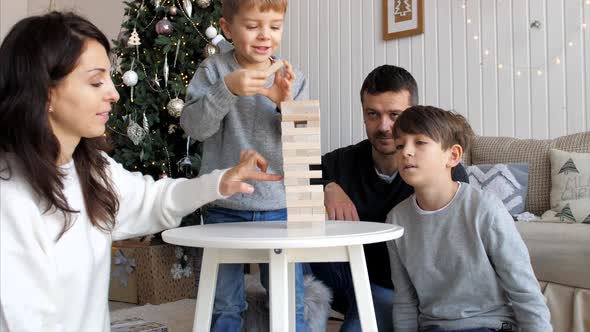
[203,207,308,332]
[309,262,393,332]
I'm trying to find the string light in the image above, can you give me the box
[462,0,588,78]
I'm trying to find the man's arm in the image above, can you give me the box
[321,150,360,221]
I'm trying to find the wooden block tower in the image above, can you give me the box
[280,100,326,227]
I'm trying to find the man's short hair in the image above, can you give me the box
[392,105,474,152]
[360,65,419,105]
[222,0,288,22]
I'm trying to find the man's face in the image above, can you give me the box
[362,90,412,156]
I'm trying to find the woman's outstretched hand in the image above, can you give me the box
[219,150,283,196]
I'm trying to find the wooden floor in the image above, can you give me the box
[109,300,343,331]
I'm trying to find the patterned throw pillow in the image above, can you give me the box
[466,163,529,216]
[541,149,590,223]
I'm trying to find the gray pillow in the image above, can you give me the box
[466,163,529,216]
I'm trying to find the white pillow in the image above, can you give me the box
[541,149,590,223]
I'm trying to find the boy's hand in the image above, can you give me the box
[260,60,295,106]
[224,69,268,96]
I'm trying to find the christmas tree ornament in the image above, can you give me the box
[127,119,146,145]
[153,0,161,8]
[203,43,219,58]
[123,64,139,102]
[123,70,139,87]
[142,112,149,132]
[117,28,129,47]
[197,0,211,9]
[182,0,193,17]
[163,54,169,87]
[205,25,217,39]
[127,28,141,46]
[173,40,181,67]
[167,97,185,118]
[156,17,174,36]
[169,5,178,16]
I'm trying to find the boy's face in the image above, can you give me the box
[220,6,284,70]
[394,132,455,188]
[362,90,412,157]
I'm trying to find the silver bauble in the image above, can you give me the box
[205,25,218,39]
[203,43,219,58]
[122,70,139,87]
[167,98,185,118]
[196,0,211,8]
[168,5,178,16]
[155,17,174,36]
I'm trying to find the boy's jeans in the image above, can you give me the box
[202,207,308,332]
[309,262,394,332]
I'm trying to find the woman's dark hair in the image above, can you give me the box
[0,12,119,239]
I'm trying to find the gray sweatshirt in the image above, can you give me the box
[386,183,552,332]
[181,50,308,211]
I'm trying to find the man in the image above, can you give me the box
[310,65,469,331]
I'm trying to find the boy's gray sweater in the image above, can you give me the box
[386,183,552,332]
[180,50,308,211]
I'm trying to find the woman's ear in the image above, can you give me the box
[219,18,232,40]
[447,144,463,168]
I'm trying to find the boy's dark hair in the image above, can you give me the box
[360,64,419,105]
[392,105,475,152]
[222,0,288,22]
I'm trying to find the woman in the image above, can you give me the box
[0,12,280,331]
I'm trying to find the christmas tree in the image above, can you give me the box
[108,0,224,225]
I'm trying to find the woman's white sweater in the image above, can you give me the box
[0,153,226,331]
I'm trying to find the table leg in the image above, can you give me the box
[269,249,289,331]
[348,245,378,332]
[193,248,219,332]
[288,262,296,332]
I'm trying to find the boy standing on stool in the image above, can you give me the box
[386,106,551,332]
[180,0,308,330]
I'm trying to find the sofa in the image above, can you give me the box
[463,132,590,332]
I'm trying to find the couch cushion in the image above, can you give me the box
[466,163,529,216]
[516,222,590,289]
[541,149,590,223]
[467,132,590,216]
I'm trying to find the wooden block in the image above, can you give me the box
[265,59,284,76]
[283,170,322,179]
[296,149,322,157]
[311,192,324,201]
[280,100,320,114]
[282,113,320,122]
[282,127,320,136]
[285,185,323,193]
[283,156,321,164]
[283,164,310,171]
[286,199,324,208]
[287,214,326,222]
[286,192,312,201]
[281,122,295,130]
[283,142,321,150]
[283,178,309,186]
[313,207,325,215]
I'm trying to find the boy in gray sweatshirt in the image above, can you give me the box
[179,0,308,330]
[386,106,551,332]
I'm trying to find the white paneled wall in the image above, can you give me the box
[279,0,590,153]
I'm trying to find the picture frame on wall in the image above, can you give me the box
[383,0,424,40]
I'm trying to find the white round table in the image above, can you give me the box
[162,221,404,332]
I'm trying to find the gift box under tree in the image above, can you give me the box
[109,240,202,305]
